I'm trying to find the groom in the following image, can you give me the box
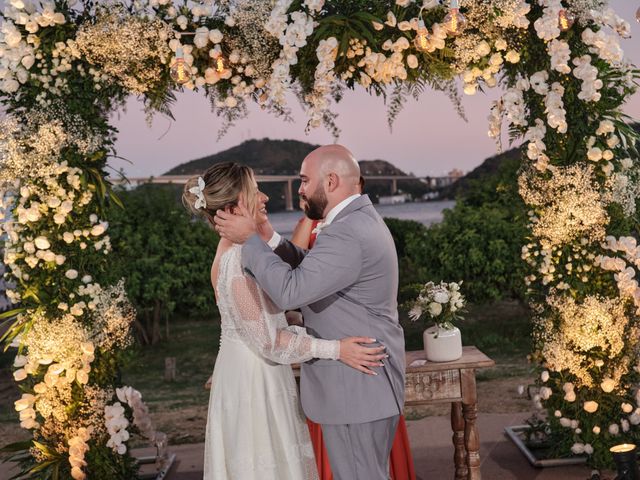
[214,144,405,480]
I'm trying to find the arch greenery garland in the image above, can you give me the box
[0,0,638,477]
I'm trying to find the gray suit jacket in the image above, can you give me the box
[242,195,405,425]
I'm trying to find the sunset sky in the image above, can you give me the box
[110,1,640,178]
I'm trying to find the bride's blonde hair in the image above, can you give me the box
[182,162,258,225]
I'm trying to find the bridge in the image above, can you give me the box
[112,175,422,211]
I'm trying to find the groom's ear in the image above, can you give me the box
[326,172,339,192]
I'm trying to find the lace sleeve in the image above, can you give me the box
[229,274,339,364]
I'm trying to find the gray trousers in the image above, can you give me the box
[321,415,400,480]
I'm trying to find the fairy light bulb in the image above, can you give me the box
[214,55,229,74]
[443,0,467,37]
[414,19,430,52]
[558,9,575,31]
[636,6,640,23]
[170,47,191,85]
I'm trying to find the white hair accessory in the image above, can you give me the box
[189,176,206,210]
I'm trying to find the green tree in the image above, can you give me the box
[107,185,219,344]
[386,149,528,304]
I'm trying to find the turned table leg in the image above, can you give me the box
[461,369,481,480]
[451,401,468,480]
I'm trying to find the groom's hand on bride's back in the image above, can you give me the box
[338,337,388,376]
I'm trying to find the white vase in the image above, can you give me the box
[423,325,462,362]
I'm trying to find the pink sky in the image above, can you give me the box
[110,1,640,178]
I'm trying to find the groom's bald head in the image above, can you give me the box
[298,144,362,219]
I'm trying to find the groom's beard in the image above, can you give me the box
[303,185,327,220]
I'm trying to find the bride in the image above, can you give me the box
[182,162,386,480]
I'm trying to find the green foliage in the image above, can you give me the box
[386,149,528,305]
[107,185,219,344]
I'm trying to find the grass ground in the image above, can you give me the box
[0,300,537,447]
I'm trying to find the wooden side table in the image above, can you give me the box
[405,346,495,480]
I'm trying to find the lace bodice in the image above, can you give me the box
[216,245,339,364]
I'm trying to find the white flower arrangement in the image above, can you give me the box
[408,281,466,330]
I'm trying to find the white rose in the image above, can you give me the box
[428,302,442,316]
[176,15,188,30]
[587,147,603,162]
[90,223,106,236]
[609,423,620,435]
[571,443,585,455]
[65,269,78,280]
[194,27,209,48]
[592,426,600,434]
[209,29,223,44]
[541,371,549,382]
[475,41,491,57]
[34,236,50,250]
[396,0,411,6]
[620,158,633,169]
[564,390,576,402]
[505,50,520,63]
[622,402,634,413]
[559,417,571,427]
[583,401,598,413]
[601,377,616,393]
[63,232,74,243]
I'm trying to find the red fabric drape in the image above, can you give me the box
[307,416,416,480]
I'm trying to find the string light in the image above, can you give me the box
[169,47,191,85]
[214,55,229,75]
[443,0,467,37]
[558,9,575,31]
[414,19,430,52]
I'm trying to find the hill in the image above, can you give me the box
[166,139,432,209]
[165,139,317,176]
[439,147,521,199]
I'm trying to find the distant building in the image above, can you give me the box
[424,169,465,190]
[378,194,409,205]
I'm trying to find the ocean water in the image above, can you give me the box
[268,200,456,237]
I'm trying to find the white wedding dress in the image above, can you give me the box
[204,244,339,480]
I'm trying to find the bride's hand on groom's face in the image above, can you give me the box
[338,338,388,376]
[214,199,257,243]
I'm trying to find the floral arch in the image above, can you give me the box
[0,0,638,477]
